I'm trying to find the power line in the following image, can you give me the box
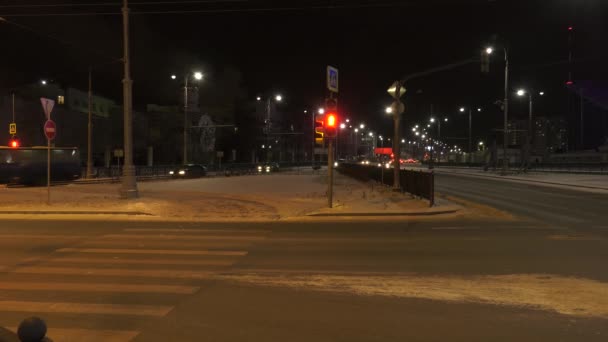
[0,0,246,8]
[0,17,120,62]
[0,2,410,17]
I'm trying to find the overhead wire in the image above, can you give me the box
[0,2,409,17]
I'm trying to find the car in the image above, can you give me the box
[169,164,207,178]
[257,162,279,173]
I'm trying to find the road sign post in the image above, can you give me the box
[9,123,16,135]
[41,97,56,205]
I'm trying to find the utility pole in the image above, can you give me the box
[311,111,315,168]
[120,0,138,199]
[580,88,584,149]
[502,48,509,175]
[183,77,189,164]
[527,93,533,168]
[87,67,93,179]
[468,107,472,163]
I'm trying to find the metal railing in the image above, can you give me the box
[338,163,434,206]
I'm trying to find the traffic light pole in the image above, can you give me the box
[327,138,334,208]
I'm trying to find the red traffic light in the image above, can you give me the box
[326,113,337,127]
[9,139,19,148]
[324,113,338,138]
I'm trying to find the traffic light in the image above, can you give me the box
[324,112,338,138]
[480,50,490,74]
[315,117,324,146]
[9,136,20,148]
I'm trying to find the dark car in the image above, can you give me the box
[169,164,207,178]
[256,162,279,173]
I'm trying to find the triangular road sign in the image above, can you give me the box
[40,97,55,120]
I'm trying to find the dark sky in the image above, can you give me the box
[1,0,606,140]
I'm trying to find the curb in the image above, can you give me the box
[437,169,608,191]
[306,209,459,217]
[0,210,153,216]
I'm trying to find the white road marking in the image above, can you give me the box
[0,300,172,316]
[14,266,213,279]
[0,281,198,294]
[56,247,247,256]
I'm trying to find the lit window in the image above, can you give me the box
[57,95,65,105]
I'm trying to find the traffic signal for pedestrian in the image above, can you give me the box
[324,112,338,138]
[315,117,324,146]
[9,136,20,148]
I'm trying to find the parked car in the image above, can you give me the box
[169,164,207,178]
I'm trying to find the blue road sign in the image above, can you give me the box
[327,66,339,93]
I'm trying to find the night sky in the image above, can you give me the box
[1,0,606,143]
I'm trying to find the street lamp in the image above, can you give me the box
[318,108,325,114]
[517,88,544,169]
[259,94,283,162]
[174,71,203,164]
[340,123,346,129]
[459,106,481,162]
[486,45,509,174]
[385,106,393,114]
[360,123,365,129]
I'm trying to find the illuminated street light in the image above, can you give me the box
[354,128,359,133]
[415,132,420,136]
[360,124,365,129]
[412,128,416,132]
[517,89,526,96]
[41,80,47,85]
[170,75,177,80]
[304,110,308,113]
[318,108,325,114]
[256,96,262,101]
[477,108,482,112]
[275,94,282,102]
[459,107,465,112]
[340,123,346,129]
[430,118,436,123]
[369,132,373,137]
[539,91,545,96]
[193,71,203,80]
[485,47,493,55]
[385,106,393,114]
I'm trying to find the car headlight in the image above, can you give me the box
[178,170,186,175]
[257,166,262,171]
[265,166,270,172]
[385,163,391,169]
[169,171,174,175]
[334,162,338,167]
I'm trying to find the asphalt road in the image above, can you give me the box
[435,172,608,228]
[0,173,607,341]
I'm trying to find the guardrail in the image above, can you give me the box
[338,163,434,206]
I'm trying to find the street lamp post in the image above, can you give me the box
[179,71,203,164]
[119,0,138,199]
[517,89,543,169]
[258,94,282,162]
